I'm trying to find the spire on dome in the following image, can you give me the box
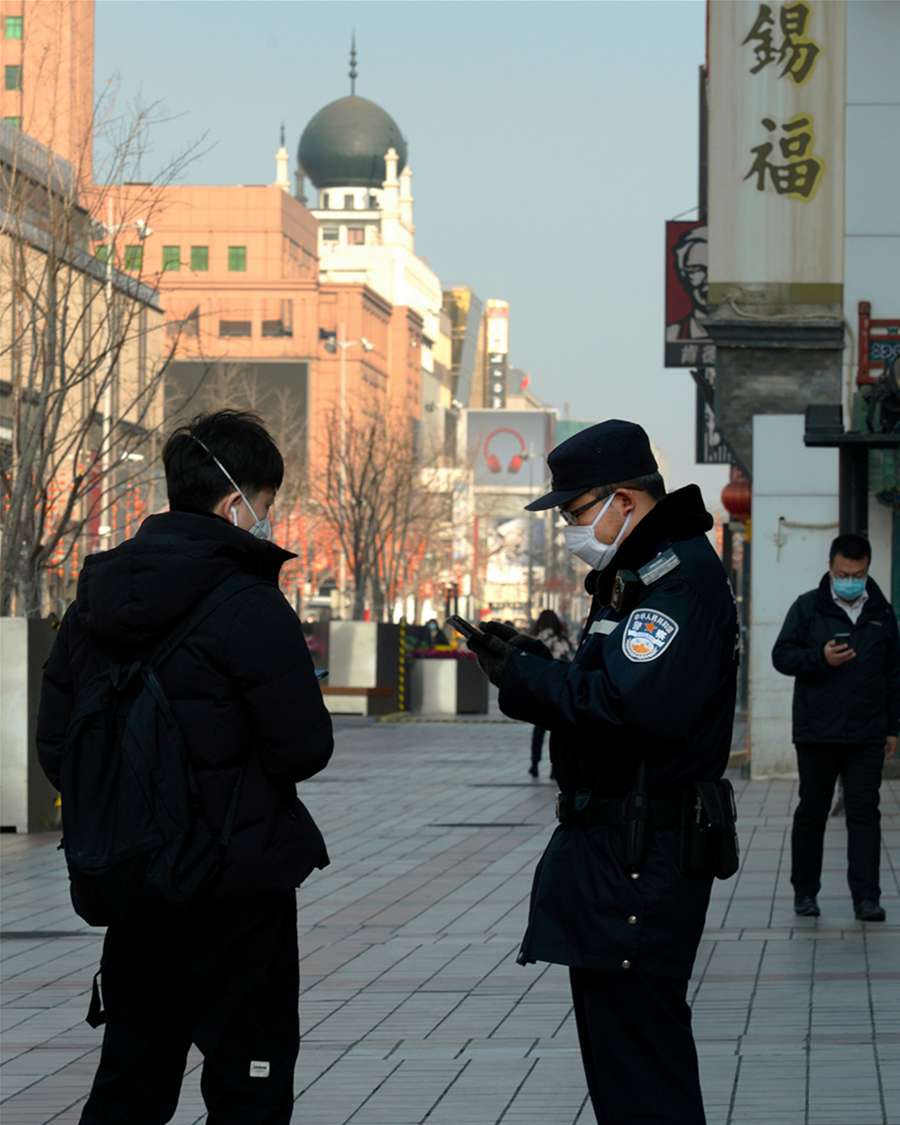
[280,122,286,148]
[349,31,358,95]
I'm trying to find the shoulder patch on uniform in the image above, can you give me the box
[638,549,681,586]
[622,608,680,663]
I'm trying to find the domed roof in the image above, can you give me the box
[298,95,408,190]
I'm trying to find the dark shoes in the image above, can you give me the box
[528,764,538,778]
[854,899,886,922]
[794,895,821,917]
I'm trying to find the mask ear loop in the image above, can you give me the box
[191,435,261,526]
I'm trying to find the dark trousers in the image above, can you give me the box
[791,742,884,903]
[570,968,706,1124]
[531,726,546,766]
[80,894,299,1125]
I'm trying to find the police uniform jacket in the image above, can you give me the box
[499,486,738,978]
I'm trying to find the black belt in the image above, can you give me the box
[555,791,684,830]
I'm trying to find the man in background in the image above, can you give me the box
[773,533,899,923]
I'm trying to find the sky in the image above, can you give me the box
[95,0,727,508]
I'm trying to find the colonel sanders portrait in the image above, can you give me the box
[666,225,708,341]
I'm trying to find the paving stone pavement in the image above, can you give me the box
[1,715,898,1124]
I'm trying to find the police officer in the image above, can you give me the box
[467,420,739,1125]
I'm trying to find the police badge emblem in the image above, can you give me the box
[622,608,679,663]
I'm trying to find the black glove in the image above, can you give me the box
[482,621,552,661]
[467,631,513,687]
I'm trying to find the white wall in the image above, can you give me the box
[0,619,28,831]
[844,1,900,377]
[750,415,838,778]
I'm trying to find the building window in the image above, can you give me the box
[3,116,21,130]
[124,245,143,271]
[348,227,365,246]
[4,15,23,38]
[321,192,330,209]
[219,320,251,337]
[95,245,111,264]
[262,299,294,338]
[228,245,247,271]
[190,245,208,271]
[368,194,378,209]
[162,245,180,271]
[5,65,22,91]
[322,227,339,242]
[344,193,354,210]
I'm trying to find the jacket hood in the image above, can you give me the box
[815,571,890,615]
[586,484,713,599]
[75,510,296,651]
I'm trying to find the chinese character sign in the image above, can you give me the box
[708,0,845,301]
[742,2,821,84]
[744,113,825,201]
[665,221,717,367]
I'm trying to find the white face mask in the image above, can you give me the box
[230,498,272,541]
[563,492,633,572]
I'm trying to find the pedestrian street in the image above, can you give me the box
[2,714,899,1125]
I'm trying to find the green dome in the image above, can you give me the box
[298,95,408,190]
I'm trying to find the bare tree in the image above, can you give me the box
[312,408,450,621]
[0,93,203,617]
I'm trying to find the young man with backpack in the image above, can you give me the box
[37,410,333,1125]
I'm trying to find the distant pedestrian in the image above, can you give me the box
[528,609,575,778]
[772,532,899,923]
[37,410,333,1124]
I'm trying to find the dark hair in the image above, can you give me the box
[594,472,667,503]
[163,410,284,513]
[829,533,871,565]
[533,609,565,636]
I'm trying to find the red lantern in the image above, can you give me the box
[721,478,751,521]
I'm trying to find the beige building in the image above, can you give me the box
[0,124,164,614]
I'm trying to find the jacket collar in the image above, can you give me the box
[585,485,713,601]
[814,571,888,618]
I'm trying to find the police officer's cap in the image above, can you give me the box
[525,419,657,511]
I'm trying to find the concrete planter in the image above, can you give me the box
[409,657,489,716]
[322,621,401,716]
[0,618,59,833]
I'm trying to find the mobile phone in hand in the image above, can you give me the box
[831,633,851,645]
[446,614,482,641]
[315,668,329,680]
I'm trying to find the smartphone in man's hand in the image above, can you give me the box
[446,615,483,641]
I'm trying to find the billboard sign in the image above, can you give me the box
[466,409,553,489]
[696,384,732,464]
[708,0,845,306]
[665,220,715,368]
[485,516,546,584]
[485,299,509,355]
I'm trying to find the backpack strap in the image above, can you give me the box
[149,573,267,671]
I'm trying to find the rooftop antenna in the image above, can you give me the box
[349,31,358,95]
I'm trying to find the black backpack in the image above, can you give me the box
[59,573,264,926]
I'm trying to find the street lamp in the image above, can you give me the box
[96,202,152,551]
[334,325,374,617]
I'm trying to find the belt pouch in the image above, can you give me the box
[681,780,740,879]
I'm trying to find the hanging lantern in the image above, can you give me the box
[721,477,751,521]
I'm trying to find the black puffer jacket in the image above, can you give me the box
[772,573,900,746]
[37,511,334,897]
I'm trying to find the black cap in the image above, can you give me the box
[525,420,658,511]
